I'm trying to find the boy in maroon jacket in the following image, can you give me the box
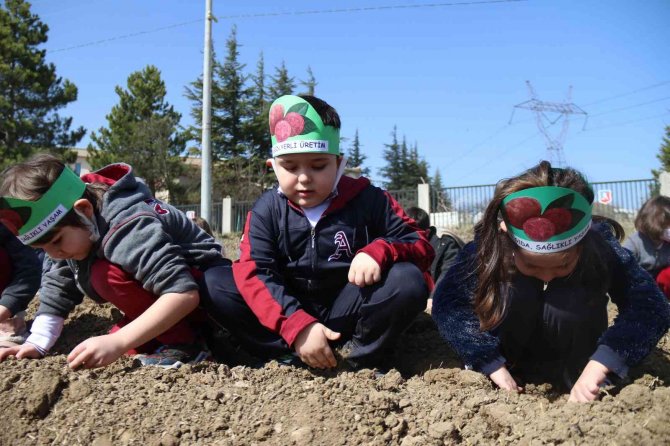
[202,95,434,369]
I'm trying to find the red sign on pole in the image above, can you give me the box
[598,190,612,205]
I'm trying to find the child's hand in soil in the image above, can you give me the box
[348,253,382,287]
[0,343,42,361]
[489,366,523,392]
[67,334,127,369]
[0,314,26,337]
[294,322,341,369]
[568,360,608,403]
[0,305,11,323]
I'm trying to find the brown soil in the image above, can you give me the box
[1,299,669,446]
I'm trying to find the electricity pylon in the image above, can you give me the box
[510,81,588,166]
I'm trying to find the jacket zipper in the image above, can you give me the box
[308,227,316,292]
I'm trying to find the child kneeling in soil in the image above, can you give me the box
[623,196,670,299]
[0,155,231,368]
[432,161,670,402]
[0,220,41,348]
[200,95,434,370]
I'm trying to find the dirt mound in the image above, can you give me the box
[1,301,669,445]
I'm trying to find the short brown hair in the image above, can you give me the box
[0,153,108,243]
[635,195,670,242]
[192,216,214,237]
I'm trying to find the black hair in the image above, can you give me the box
[405,206,430,230]
[299,95,341,129]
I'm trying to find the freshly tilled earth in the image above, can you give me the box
[1,300,669,445]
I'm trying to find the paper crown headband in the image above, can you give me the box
[500,186,592,253]
[269,95,340,157]
[0,166,86,245]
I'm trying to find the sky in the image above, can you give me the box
[25,0,670,187]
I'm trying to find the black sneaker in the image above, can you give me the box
[134,344,209,369]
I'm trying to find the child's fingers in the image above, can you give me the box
[324,346,337,368]
[15,345,39,359]
[353,271,365,287]
[569,385,594,403]
[373,268,382,283]
[347,265,360,285]
[68,346,92,369]
[322,327,341,341]
[304,353,325,369]
[0,346,20,361]
[67,343,86,363]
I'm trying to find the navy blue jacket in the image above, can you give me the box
[233,176,435,347]
[432,223,670,377]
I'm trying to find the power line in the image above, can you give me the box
[49,0,527,53]
[450,131,541,184]
[215,0,526,18]
[447,123,511,166]
[588,96,670,118]
[51,19,204,53]
[582,80,670,107]
[582,111,670,132]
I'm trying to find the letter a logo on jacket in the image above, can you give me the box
[328,230,353,261]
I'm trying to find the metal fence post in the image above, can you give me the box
[222,197,232,234]
[418,184,430,213]
[660,172,670,197]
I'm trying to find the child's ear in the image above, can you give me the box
[73,199,94,219]
[499,221,508,233]
[266,158,273,168]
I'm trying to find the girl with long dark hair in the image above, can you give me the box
[432,161,669,402]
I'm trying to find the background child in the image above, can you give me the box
[200,94,434,370]
[0,154,230,368]
[191,216,214,238]
[0,221,41,348]
[405,206,463,287]
[623,196,670,298]
[432,161,670,402]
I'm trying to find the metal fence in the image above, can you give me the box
[173,201,253,234]
[173,178,657,233]
[589,179,658,224]
[173,202,223,234]
[429,178,657,230]
[387,189,418,209]
[231,201,254,232]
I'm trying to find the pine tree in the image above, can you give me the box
[653,125,670,175]
[268,61,295,100]
[379,126,403,190]
[400,136,410,186]
[397,139,430,189]
[347,129,370,176]
[246,51,270,160]
[299,66,317,96]
[650,124,670,195]
[214,26,251,160]
[244,51,275,190]
[0,0,84,167]
[409,142,430,185]
[89,65,185,201]
[184,26,251,161]
[431,168,452,211]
